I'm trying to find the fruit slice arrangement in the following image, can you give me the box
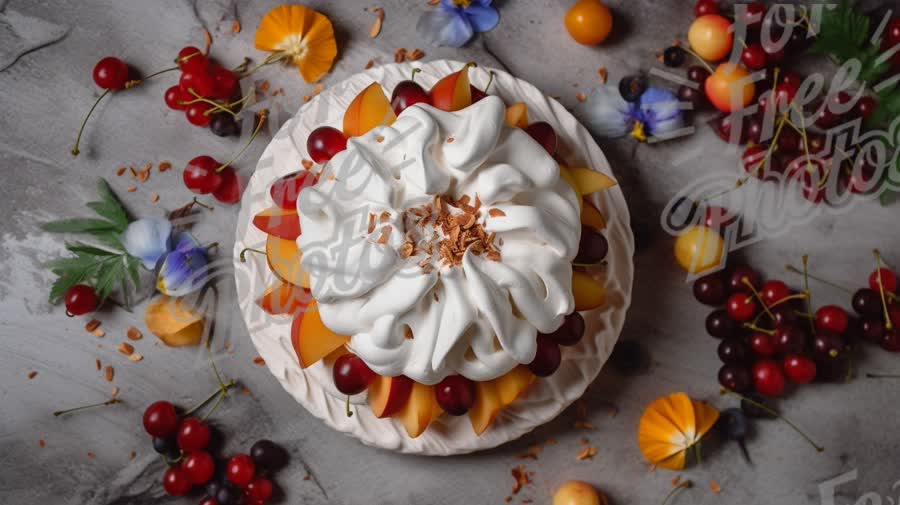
[244,64,618,438]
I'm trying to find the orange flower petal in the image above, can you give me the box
[255,5,337,83]
[638,392,719,469]
[655,450,687,471]
[691,400,720,442]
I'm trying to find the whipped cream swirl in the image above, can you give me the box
[297,95,581,385]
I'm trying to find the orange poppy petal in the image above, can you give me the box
[255,5,337,83]
[655,450,687,471]
[637,435,684,463]
[691,400,720,443]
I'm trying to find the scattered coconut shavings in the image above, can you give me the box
[312,83,325,95]
[127,327,142,341]
[370,7,384,38]
[709,480,722,494]
[128,353,143,362]
[111,387,119,397]
[576,445,598,460]
[158,161,171,172]
[95,359,101,371]
[116,167,127,176]
[504,497,512,504]
[150,194,160,203]
[27,371,38,380]
[446,137,455,143]
[427,0,440,5]
[408,48,425,61]
[105,365,114,382]
[672,476,682,486]
[598,66,608,84]
[365,59,377,69]
[488,208,506,217]
[576,92,587,103]
[511,466,532,494]
[253,356,266,366]
[39,439,45,448]
[232,20,241,33]
[517,444,542,460]
[126,186,137,193]
[91,327,106,338]
[85,319,101,333]
[394,48,407,63]
[117,343,134,356]
[376,135,385,143]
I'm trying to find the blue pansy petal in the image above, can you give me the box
[122,217,172,270]
[440,0,458,8]
[638,88,683,137]
[576,85,634,139]
[157,246,209,296]
[471,0,493,6]
[173,232,201,254]
[464,5,500,33]
[417,7,474,47]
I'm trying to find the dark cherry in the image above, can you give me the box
[750,332,777,357]
[524,122,558,155]
[545,312,586,346]
[728,265,759,293]
[332,353,376,395]
[860,317,886,345]
[693,272,728,306]
[760,280,791,307]
[391,80,430,115]
[575,226,609,264]
[774,324,807,354]
[694,0,720,17]
[706,309,737,339]
[434,375,477,416]
[736,1,766,30]
[718,338,750,364]
[686,66,710,84]
[752,360,786,397]
[783,354,817,384]
[812,332,845,360]
[852,289,881,317]
[882,329,900,352]
[64,284,99,315]
[726,292,759,322]
[212,166,242,204]
[143,401,180,438]
[270,170,317,210]
[718,364,752,393]
[855,96,876,120]
[741,44,768,70]
[162,467,192,496]
[815,305,849,335]
[225,454,256,488]
[528,335,562,377]
[306,126,348,164]
[770,305,798,327]
[678,85,705,108]
[250,439,287,472]
[210,112,240,137]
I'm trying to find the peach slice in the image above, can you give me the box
[343,82,397,137]
[291,303,350,368]
[568,167,617,195]
[255,281,313,315]
[396,382,442,438]
[430,65,473,112]
[581,200,607,231]
[266,235,310,288]
[496,366,535,406]
[253,206,301,241]
[469,379,503,435]
[558,166,583,213]
[505,102,529,128]
[572,270,605,311]
[368,375,414,418]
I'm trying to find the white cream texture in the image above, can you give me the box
[296,95,581,385]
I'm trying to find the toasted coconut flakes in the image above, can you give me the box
[116,167,127,176]
[128,353,143,362]
[27,371,37,379]
[365,59,376,69]
[312,83,325,95]
[253,356,266,366]
[232,19,241,33]
[105,365,114,382]
[522,500,533,504]
[671,476,682,486]
[39,439,45,448]
[394,48,407,63]
[598,66,608,84]
[91,328,106,338]
[446,137,455,143]
[511,466,531,494]
[488,208,506,217]
[159,160,171,172]
[576,92,587,102]
[576,446,598,460]
[111,386,119,397]
[404,326,414,340]
[150,194,160,203]
[303,95,311,102]
[117,343,134,356]
[259,80,270,92]
[709,481,722,494]
[377,226,392,244]
[408,48,425,61]
[95,359,101,371]
[127,327,142,341]
[126,186,137,193]
[85,319,101,333]
[301,159,314,170]
[369,8,384,38]
[368,213,376,234]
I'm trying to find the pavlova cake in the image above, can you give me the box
[234,60,633,455]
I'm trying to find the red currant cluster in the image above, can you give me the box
[142,399,286,505]
[694,253,900,399]
[165,47,242,137]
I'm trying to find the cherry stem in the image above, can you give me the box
[53,398,121,417]
[183,379,236,418]
[238,51,290,78]
[742,322,774,336]
[743,278,775,320]
[721,388,824,452]
[801,256,816,334]
[185,89,239,117]
[205,242,219,253]
[232,57,252,74]
[175,49,203,66]
[784,265,853,294]
[345,395,353,418]
[680,44,714,73]
[239,247,266,262]
[661,480,693,505]
[873,249,894,331]
[484,71,496,93]
[124,66,179,89]
[866,373,900,378]
[71,88,111,156]
[770,293,810,308]
[410,67,422,81]
[185,197,214,212]
[215,109,268,173]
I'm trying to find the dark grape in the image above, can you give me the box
[663,46,686,67]
[210,112,240,137]
[528,335,562,377]
[575,226,608,264]
[544,312,586,347]
[250,439,287,472]
[618,75,648,103]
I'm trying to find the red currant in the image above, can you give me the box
[183,450,216,485]
[183,156,223,194]
[177,46,208,73]
[270,171,317,209]
[307,126,348,164]
[693,0,719,17]
[435,375,476,416]
[783,354,816,384]
[750,332,776,357]
[162,467,192,496]
[143,400,180,438]
[180,69,217,98]
[226,454,256,487]
[92,57,129,90]
[186,102,214,127]
[815,305,849,335]
[246,477,274,503]
[332,354,376,395]
[740,44,768,70]
[524,122,558,155]
[213,166,243,204]
[869,267,898,293]
[752,360,786,397]
[164,85,191,111]
[760,280,791,306]
[177,417,211,452]
[391,80,430,115]
[726,292,758,322]
[64,284,98,315]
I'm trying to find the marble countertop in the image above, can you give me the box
[1,1,898,504]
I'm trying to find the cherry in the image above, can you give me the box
[718,338,750,364]
[783,354,816,384]
[246,477,274,503]
[750,332,777,357]
[210,64,238,100]
[180,70,217,99]
[813,332,844,360]
[575,226,609,264]
[741,44,768,70]
[165,85,191,111]
[213,167,243,204]
[693,272,728,306]
[307,126,348,164]
[760,280,791,306]
[718,364,752,392]
[742,144,778,179]
[686,66,710,84]
[706,309,737,338]
[677,85,705,108]
[771,305,798,327]
[177,417,211,452]
[843,161,878,195]
[93,57,129,90]
[703,205,737,231]
[199,497,218,505]
[524,122,558,155]
[226,454,256,488]
[183,450,216,485]
[470,84,489,102]
[776,127,803,154]
[528,335,562,377]
[744,116,763,144]
[694,0,720,17]
[544,312,586,346]
[332,353,376,395]
[807,132,827,154]
[210,112,241,137]
[740,2,766,30]
[869,267,898,293]
[186,102,213,127]
[216,484,244,505]
[726,292,758,322]
[861,317,886,345]
[163,467,193,496]
[250,440,287,472]
[774,324,807,354]
[762,45,785,64]
[183,156,223,194]
[855,96,876,120]
[779,70,803,88]
[64,284,99,315]
[143,401,180,438]
[391,80,430,115]
[728,265,759,293]
[815,305,849,335]
[177,46,208,73]
[881,329,900,352]
[752,360,786,397]
[270,171,317,209]
[435,375,476,416]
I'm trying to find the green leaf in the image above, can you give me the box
[125,254,141,290]
[89,178,129,231]
[42,218,119,234]
[66,242,119,257]
[93,231,126,252]
[809,0,870,60]
[94,257,125,302]
[47,259,101,303]
[867,85,900,128]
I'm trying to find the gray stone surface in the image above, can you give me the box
[1,1,899,504]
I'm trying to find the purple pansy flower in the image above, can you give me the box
[156,233,209,296]
[417,0,500,48]
[577,85,684,142]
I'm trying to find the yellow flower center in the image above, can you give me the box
[630,121,647,142]
[276,34,309,60]
[453,0,472,8]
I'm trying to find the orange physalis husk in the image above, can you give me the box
[254,5,337,83]
[637,392,719,471]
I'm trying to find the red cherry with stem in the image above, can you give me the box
[779,70,803,88]
[528,335,562,377]
[815,305,849,334]
[855,96,876,120]
[771,305,798,327]
[212,166,243,204]
[761,280,791,306]
[524,122,558,155]
[728,265,759,293]
[186,102,214,127]
[752,360,786,397]
[869,267,898,293]
[687,66,710,84]
[226,454,256,488]
[718,364,752,392]
[270,171,317,209]
[64,284,99,315]
[741,44,768,70]
[706,309,738,339]
[740,2,766,30]
[776,127,803,154]
[162,467,193,496]
[813,332,844,360]
[177,417,211,452]
[307,126,348,164]
[882,329,900,352]
[774,324,807,354]
[727,292,758,322]
[783,354,816,384]
[165,85,191,111]
[183,450,216,485]
[391,80,430,115]
[435,375,476,416]
[143,401,180,438]
[861,317,886,344]
[332,354,376,395]
[742,144,777,179]
[246,477,274,502]
[183,156,224,194]
[718,337,750,364]
[210,64,239,100]
[750,332,777,357]
[694,0,720,17]
[180,70,217,99]
[93,57,130,90]
[693,272,728,306]
[177,46,207,73]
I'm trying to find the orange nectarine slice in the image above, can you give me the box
[505,103,529,128]
[581,200,607,231]
[496,366,535,406]
[292,303,350,368]
[430,65,473,112]
[255,281,313,315]
[568,167,617,195]
[396,382,441,438]
[469,379,503,435]
[343,82,396,137]
[266,235,310,288]
[369,375,414,418]
[253,206,301,241]
[572,271,605,311]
